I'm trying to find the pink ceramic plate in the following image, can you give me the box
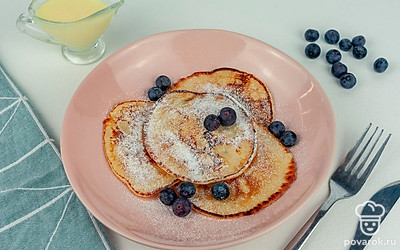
[61,29,336,249]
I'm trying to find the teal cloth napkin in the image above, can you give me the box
[0,64,114,250]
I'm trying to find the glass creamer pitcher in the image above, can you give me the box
[17,0,124,64]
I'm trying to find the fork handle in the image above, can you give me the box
[284,195,338,250]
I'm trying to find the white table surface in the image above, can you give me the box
[1,0,400,249]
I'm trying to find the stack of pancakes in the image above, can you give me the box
[103,68,296,218]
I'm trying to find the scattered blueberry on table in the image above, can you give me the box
[339,38,352,51]
[352,46,368,59]
[331,62,348,78]
[305,43,321,59]
[324,29,340,44]
[352,35,366,47]
[304,29,319,42]
[373,58,389,73]
[325,49,342,64]
[339,73,357,89]
[303,28,389,89]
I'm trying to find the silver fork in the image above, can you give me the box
[285,123,392,250]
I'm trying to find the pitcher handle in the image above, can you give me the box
[16,12,60,45]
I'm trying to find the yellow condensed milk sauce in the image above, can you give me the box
[34,0,113,49]
[36,0,108,22]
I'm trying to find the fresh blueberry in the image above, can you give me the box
[155,75,171,91]
[352,35,366,47]
[148,87,163,101]
[373,58,389,73]
[304,43,321,59]
[172,197,192,217]
[352,46,367,59]
[218,107,237,126]
[212,182,230,200]
[325,49,342,64]
[268,121,286,138]
[304,29,319,42]
[331,62,348,78]
[204,114,221,131]
[339,73,357,89]
[280,131,297,147]
[159,188,177,206]
[178,182,196,198]
[324,29,340,44]
[339,38,352,51]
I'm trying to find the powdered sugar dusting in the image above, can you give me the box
[199,82,257,120]
[116,103,174,192]
[165,130,208,178]
[144,91,256,183]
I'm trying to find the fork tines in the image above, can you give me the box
[333,123,392,189]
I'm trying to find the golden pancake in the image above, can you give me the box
[190,123,296,218]
[143,90,257,184]
[103,100,177,197]
[169,68,274,127]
